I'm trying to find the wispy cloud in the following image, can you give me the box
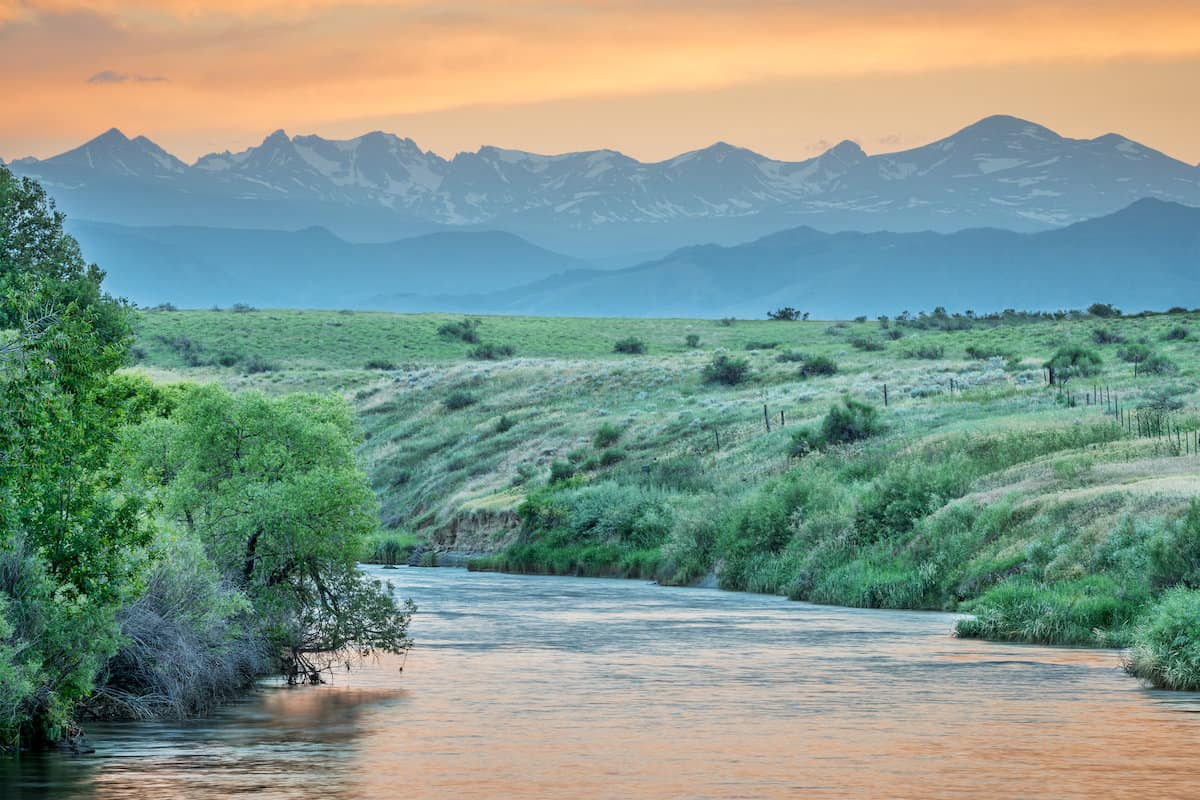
[87,70,168,84]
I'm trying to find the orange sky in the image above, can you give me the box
[2,0,1199,164]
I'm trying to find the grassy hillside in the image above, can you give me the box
[132,306,1200,675]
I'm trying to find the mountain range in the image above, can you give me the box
[6,114,1199,317]
[11,115,1200,260]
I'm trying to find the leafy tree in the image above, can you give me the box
[0,164,145,748]
[131,385,413,682]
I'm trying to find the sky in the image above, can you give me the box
[2,0,1199,165]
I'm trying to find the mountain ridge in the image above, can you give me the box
[12,115,1200,259]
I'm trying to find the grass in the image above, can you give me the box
[130,306,1200,668]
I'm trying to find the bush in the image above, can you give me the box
[494,415,516,433]
[799,355,837,378]
[718,317,737,327]
[468,343,516,360]
[685,334,701,348]
[87,533,269,721]
[613,337,647,354]
[957,575,1140,646]
[790,397,884,455]
[437,317,482,343]
[215,352,242,367]
[230,303,257,313]
[598,448,626,467]
[766,307,806,321]
[850,337,885,352]
[364,358,397,370]
[884,329,904,341]
[244,355,277,374]
[744,340,780,351]
[1164,326,1190,341]
[1125,588,1200,690]
[774,350,807,363]
[593,422,623,449]
[549,460,575,483]
[1092,328,1125,345]
[820,397,884,446]
[905,345,944,360]
[1117,342,1152,363]
[702,353,751,386]
[443,391,478,410]
[965,344,1011,360]
[1088,302,1122,318]
[1045,345,1102,380]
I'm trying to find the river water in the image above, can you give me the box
[5,566,1200,799]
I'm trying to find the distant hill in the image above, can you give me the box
[400,199,1200,318]
[14,115,1200,259]
[66,221,590,309]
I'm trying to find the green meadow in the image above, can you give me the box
[134,306,1200,688]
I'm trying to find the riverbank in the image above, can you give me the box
[135,306,1200,689]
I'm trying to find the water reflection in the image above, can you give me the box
[6,568,1200,799]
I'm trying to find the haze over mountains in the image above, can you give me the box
[6,114,1200,316]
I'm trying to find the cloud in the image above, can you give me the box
[87,69,126,83]
[87,69,167,84]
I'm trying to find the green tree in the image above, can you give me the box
[132,385,413,682]
[0,164,145,749]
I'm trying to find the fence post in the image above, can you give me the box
[883,384,888,407]
[780,410,785,427]
[763,404,771,433]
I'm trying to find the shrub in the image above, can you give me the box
[718,317,737,327]
[230,303,257,313]
[850,337,885,352]
[244,355,276,374]
[1045,345,1102,380]
[549,460,575,483]
[443,391,478,410]
[364,358,397,370]
[1092,328,1125,345]
[149,302,178,312]
[494,415,516,433]
[905,345,944,360]
[593,422,623,449]
[613,337,647,354]
[1087,302,1121,318]
[702,353,751,386]
[799,355,837,378]
[216,352,242,367]
[774,350,807,363]
[965,344,1011,360]
[468,343,516,360]
[1164,326,1190,341]
[598,448,626,467]
[1117,342,1153,363]
[1139,354,1179,375]
[766,307,806,321]
[820,397,884,446]
[884,329,904,340]
[1125,588,1200,690]
[437,317,482,343]
[744,340,780,351]
[685,334,701,348]
[1147,503,1200,591]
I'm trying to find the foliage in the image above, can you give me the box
[364,358,397,370]
[593,422,623,449]
[0,164,146,748]
[468,343,516,360]
[799,355,837,378]
[443,390,478,410]
[702,353,751,386]
[1088,303,1122,318]
[766,307,808,321]
[1045,345,1102,380]
[684,334,700,348]
[437,317,482,343]
[127,385,413,683]
[1125,588,1200,690]
[613,337,647,354]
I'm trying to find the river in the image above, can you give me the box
[5,566,1200,799]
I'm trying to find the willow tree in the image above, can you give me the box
[133,384,413,681]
